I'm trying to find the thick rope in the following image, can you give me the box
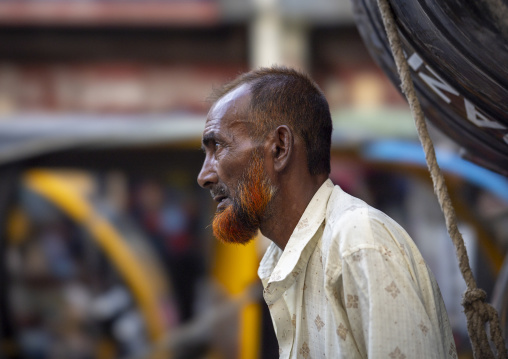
[375,0,508,357]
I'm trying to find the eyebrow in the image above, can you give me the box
[201,132,217,150]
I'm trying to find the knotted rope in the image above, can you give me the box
[375,0,508,357]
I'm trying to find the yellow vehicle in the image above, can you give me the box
[0,116,264,359]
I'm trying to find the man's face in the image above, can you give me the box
[197,84,276,244]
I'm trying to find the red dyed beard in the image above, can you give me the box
[212,153,276,245]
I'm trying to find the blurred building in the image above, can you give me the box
[0,0,408,120]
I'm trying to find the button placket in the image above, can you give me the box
[269,297,294,359]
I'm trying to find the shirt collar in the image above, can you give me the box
[258,179,334,303]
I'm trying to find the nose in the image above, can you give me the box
[197,156,218,189]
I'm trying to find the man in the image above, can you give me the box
[198,66,457,358]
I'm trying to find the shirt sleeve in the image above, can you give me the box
[341,245,446,359]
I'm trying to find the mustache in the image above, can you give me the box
[210,184,229,199]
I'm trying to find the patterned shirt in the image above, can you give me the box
[258,179,457,358]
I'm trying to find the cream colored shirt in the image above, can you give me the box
[258,179,457,358]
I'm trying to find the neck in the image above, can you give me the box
[260,173,328,250]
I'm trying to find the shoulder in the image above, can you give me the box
[322,185,412,259]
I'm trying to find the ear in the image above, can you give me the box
[269,125,293,173]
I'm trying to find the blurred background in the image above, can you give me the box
[0,0,506,358]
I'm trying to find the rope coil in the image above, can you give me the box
[375,0,508,357]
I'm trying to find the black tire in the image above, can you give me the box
[352,0,508,176]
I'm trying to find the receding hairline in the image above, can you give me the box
[207,66,324,104]
[208,82,252,114]
[207,78,250,105]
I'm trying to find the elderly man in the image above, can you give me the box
[198,67,456,358]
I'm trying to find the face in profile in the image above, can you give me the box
[198,84,276,244]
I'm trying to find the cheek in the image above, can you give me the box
[217,160,245,193]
